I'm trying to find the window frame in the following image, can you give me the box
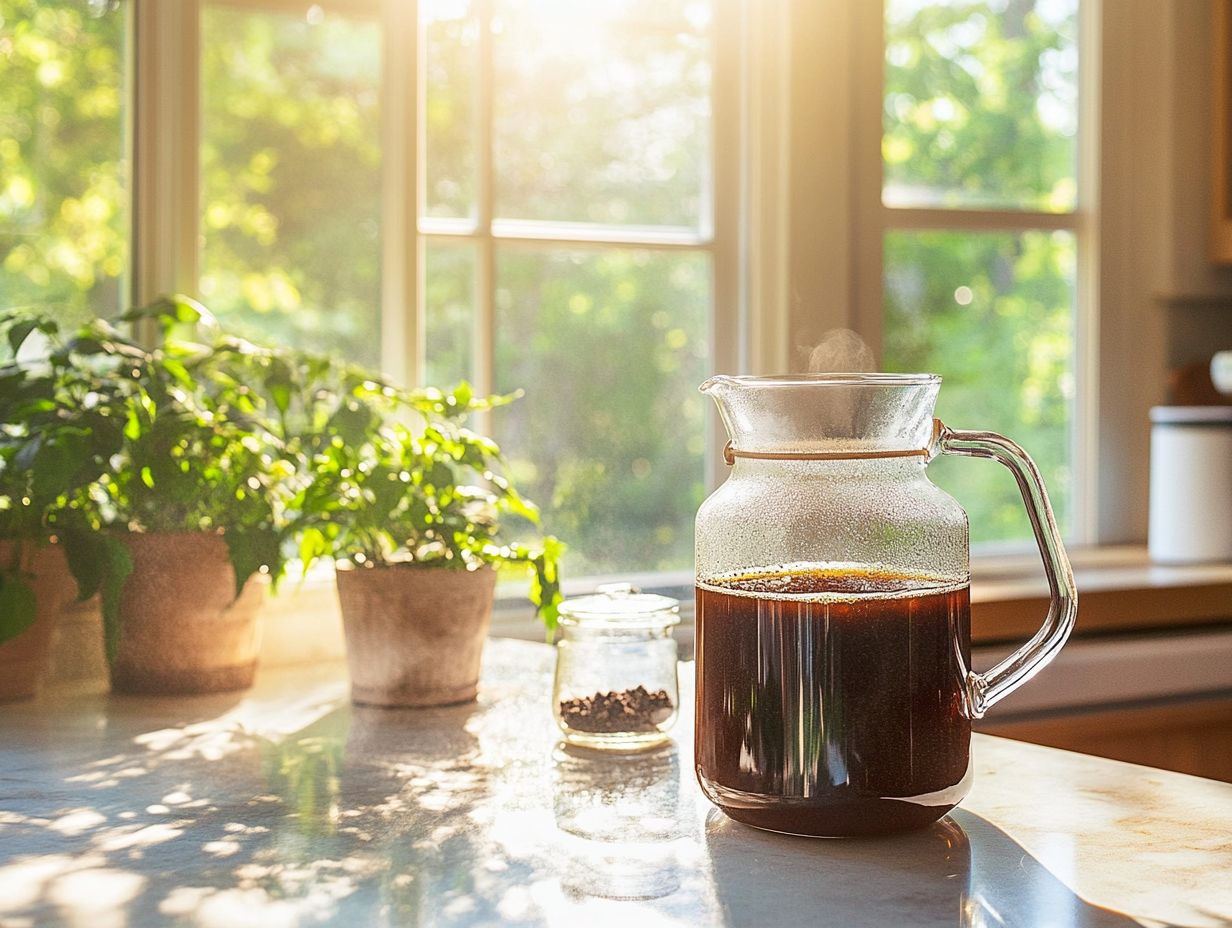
[126,0,1103,575]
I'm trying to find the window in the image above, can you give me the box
[198,0,725,578]
[865,0,1088,548]
[6,0,1099,579]
[0,0,129,324]
[422,0,717,576]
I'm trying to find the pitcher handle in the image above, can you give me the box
[930,420,1077,719]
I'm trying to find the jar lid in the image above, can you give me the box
[1151,405,1232,425]
[557,582,681,628]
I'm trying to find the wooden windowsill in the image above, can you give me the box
[970,545,1232,644]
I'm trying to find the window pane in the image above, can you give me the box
[883,0,1078,212]
[200,6,382,368]
[424,240,473,387]
[0,0,128,323]
[423,0,476,220]
[491,0,712,229]
[494,248,710,575]
[883,230,1075,544]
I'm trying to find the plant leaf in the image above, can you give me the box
[60,529,134,662]
[266,357,292,416]
[98,535,133,664]
[0,571,38,644]
[297,526,327,575]
[7,319,38,356]
[225,526,282,598]
[30,429,92,504]
[61,529,103,602]
[121,294,205,326]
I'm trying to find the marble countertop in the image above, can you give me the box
[1,639,1229,928]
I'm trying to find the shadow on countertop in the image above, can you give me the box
[704,807,1155,928]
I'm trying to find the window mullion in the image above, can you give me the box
[741,0,792,378]
[131,0,201,344]
[1075,0,1103,546]
[707,0,748,492]
[782,0,873,356]
[882,207,1080,232]
[473,0,496,425]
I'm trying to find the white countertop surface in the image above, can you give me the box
[0,639,1229,928]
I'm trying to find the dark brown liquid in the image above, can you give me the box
[695,568,971,837]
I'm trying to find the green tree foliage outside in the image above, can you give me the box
[199,7,384,369]
[886,231,1075,544]
[423,0,714,575]
[0,0,127,324]
[490,0,711,227]
[493,249,710,576]
[882,0,1078,545]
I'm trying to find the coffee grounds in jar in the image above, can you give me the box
[559,686,674,733]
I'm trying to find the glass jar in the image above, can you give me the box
[552,584,681,751]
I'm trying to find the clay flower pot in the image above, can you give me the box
[110,532,265,695]
[335,563,497,708]
[0,541,74,703]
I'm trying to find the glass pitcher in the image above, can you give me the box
[695,373,1077,837]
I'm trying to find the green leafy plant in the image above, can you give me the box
[0,312,135,645]
[200,337,565,633]
[302,381,564,633]
[104,299,296,601]
[0,299,297,658]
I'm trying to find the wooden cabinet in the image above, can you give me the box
[978,697,1232,783]
[970,550,1232,782]
[1213,0,1232,261]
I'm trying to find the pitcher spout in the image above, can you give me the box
[699,374,738,396]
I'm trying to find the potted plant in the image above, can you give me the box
[23,299,297,694]
[0,312,132,701]
[199,337,563,707]
[275,365,563,708]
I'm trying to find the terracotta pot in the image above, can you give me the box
[335,563,497,708]
[0,541,74,703]
[110,532,265,695]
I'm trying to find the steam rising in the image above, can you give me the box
[803,328,877,374]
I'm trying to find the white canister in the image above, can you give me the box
[1148,406,1232,563]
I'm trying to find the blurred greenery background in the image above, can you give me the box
[0,0,1077,573]
[882,0,1077,545]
